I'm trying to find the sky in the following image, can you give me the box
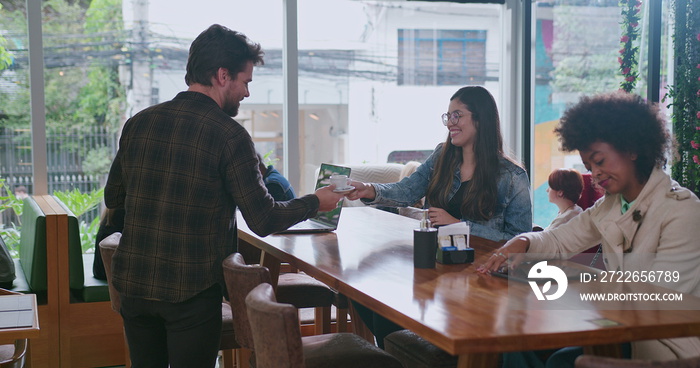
[123,0,369,49]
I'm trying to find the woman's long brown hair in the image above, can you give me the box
[426,86,504,221]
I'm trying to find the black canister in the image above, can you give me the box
[414,209,438,268]
[414,228,438,268]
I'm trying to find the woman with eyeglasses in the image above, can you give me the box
[346,86,532,350]
[348,85,532,243]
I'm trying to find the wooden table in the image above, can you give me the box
[237,207,700,367]
[0,291,40,345]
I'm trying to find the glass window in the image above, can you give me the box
[295,0,506,193]
[531,0,673,227]
[1,1,124,252]
[1,2,32,234]
[398,29,487,86]
[80,0,509,195]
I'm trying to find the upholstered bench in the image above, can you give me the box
[51,197,110,303]
[11,196,110,302]
[12,197,48,300]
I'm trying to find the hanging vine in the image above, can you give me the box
[667,0,700,195]
[618,0,642,93]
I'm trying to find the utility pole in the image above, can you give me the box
[128,0,154,116]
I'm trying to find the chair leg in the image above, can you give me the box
[220,349,235,368]
[336,307,349,332]
[314,306,332,335]
[236,348,253,368]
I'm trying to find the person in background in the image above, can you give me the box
[545,168,584,230]
[480,91,700,366]
[13,186,28,200]
[346,85,532,349]
[258,153,296,201]
[104,24,344,367]
[92,207,125,281]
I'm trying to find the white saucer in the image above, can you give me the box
[333,186,355,193]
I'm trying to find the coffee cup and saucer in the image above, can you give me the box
[330,174,355,193]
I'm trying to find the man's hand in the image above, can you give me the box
[314,185,347,212]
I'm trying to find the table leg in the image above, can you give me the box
[457,352,499,368]
[348,301,376,343]
[260,251,281,289]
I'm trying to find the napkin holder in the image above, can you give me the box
[436,246,474,264]
[435,222,474,264]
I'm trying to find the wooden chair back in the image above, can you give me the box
[245,283,304,368]
[222,253,271,349]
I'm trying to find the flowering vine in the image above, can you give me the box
[692,33,700,172]
[618,0,642,93]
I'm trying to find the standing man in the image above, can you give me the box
[104,24,344,367]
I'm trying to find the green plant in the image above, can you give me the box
[0,179,23,223]
[0,179,25,256]
[261,150,279,167]
[54,187,104,252]
[0,226,20,259]
[54,187,104,218]
[79,218,101,254]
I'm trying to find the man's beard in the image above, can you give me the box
[223,101,240,117]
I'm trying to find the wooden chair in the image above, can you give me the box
[223,253,402,368]
[0,339,27,368]
[99,232,237,368]
[575,355,700,368]
[237,243,347,335]
[245,282,404,368]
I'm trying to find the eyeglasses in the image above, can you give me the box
[441,111,462,126]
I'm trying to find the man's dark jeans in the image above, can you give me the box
[120,284,223,368]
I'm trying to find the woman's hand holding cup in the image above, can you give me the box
[345,180,376,201]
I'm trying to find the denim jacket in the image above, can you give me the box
[264,166,296,201]
[366,143,532,242]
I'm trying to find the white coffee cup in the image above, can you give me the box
[330,174,351,189]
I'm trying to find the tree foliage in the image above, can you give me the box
[0,0,125,177]
[549,5,631,99]
[0,0,125,131]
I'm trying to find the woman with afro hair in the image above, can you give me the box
[480,91,700,365]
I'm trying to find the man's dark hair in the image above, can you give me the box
[555,91,670,183]
[184,24,264,86]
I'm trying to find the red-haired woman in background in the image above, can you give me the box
[545,168,584,230]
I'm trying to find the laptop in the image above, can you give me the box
[276,163,351,234]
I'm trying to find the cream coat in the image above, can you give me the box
[524,167,700,360]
